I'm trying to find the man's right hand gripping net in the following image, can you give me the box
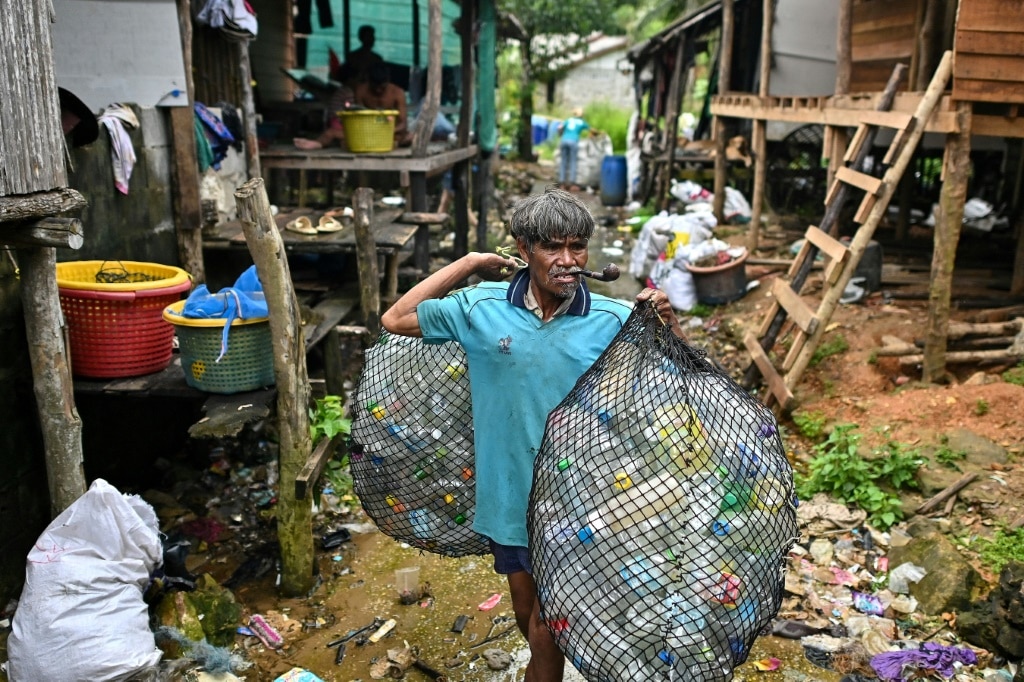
[528,303,799,682]
[350,332,488,557]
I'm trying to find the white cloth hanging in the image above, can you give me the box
[98,104,139,195]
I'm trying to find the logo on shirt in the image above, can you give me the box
[498,335,512,355]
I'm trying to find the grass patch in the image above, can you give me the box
[792,410,827,440]
[974,527,1024,575]
[934,436,968,470]
[1002,364,1024,386]
[795,424,923,530]
[974,398,989,416]
[810,333,849,366]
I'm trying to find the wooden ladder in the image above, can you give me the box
[744,51,954,412]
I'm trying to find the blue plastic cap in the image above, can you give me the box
[712,519,730,536]
[597,410,612,425]
[658,650,676,665]
[577,526,594,543]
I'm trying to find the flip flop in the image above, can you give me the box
[285,216,316,235]
[317,215,344,233]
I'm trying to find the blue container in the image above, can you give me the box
[531,115,549,145]
[600,155,628,206]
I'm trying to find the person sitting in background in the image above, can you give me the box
[347,25,384,84]
[354,62,412,147]
[293,63,357,150]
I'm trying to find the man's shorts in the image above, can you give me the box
[489,539,533,575]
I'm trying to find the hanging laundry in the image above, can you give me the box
[195,0,258,38]
[194,102,236,170]
[98,104,139,195]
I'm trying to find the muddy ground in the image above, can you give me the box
[4,160,1024,682]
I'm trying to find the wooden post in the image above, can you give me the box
[748,0,773,251]
[234,177,313,597]
[453,0,475,260]
[353,188,381,335]
[829,0,853,189]
[411,0,442,156]
[173,0,205,283]
[923,102,972,383]
[712,0,734,223]
[19,246,86,516]
[657,37,687,212]
[236,38,261,180]
[1011,210,1024,296]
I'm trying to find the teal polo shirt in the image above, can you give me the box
[417,271,633,547]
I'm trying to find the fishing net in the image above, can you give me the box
[528,303,799,682]
[350,332,489,557]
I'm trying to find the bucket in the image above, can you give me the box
[685,251,749,305]
[600,155,628,206]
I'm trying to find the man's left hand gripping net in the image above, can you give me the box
[528,303,800,681]
[350,332,489,557]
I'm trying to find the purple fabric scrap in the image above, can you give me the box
[871,641,978,681]
[851,590,885,615]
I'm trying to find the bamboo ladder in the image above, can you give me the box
[743,51,954,412]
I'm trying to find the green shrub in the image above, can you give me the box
[810,333,849,366]
[582,102,632,154]
[795,424,922,530]
[792,410,827,440]
[309,395,353,498]
[1003,363,1024,386]
[974,527,1024,575]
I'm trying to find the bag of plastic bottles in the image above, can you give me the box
[350,332,488,557]
[528,303,799,682]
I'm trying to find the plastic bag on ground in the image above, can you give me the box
[528,304,799,681]
[7,479,163,682]
[350,332,489,557]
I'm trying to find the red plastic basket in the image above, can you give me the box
[56,261,192,378]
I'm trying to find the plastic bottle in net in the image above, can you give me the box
[528,304,800,681]
[351,333,489,557]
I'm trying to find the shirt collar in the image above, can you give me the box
[506,268,591,316]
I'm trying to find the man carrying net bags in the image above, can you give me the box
[351,187,799,681]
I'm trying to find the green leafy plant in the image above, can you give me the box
[792,410,827,440]
[867,350,878,365]
[974,398,989,416]
[810,333,849,366]
[934,438,968,469]
[974,526,1024,575]
[795,424,922,530]
[309,395,354,498]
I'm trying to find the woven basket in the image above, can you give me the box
[163,300,275,394]
[56,261,192,378]
[340,110,397,152]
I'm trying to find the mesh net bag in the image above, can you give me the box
[350,332,489,557]
[528,304,799,681]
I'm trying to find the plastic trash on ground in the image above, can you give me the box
[350,333,489,556]
[528,304,799,681]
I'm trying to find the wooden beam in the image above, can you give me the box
[353,188,381,336]
[712,0,734,223]
[234,177,313,597]
[923,102,972,382]
[295,433,345,500]
[743,331,794,412]
[18,247,86,516]
[411,0,442,156]
[397,211,449,225]
[0,217,82,249]
[0,188,86,224]
[748,0,773,252]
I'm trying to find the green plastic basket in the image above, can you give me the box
[163,301,275,394]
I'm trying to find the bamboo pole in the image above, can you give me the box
[923,101,973,382]
[19,246,86,516]
[829,0,853,189]
[411,0,442,156]
[657,36,688,212]
[234,177,313,596]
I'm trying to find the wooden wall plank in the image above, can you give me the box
[953,78,1024,105]
[956,30,1023,56]
[955,54,1024,83]
[853,37,915,62]
[956,0,1024,33]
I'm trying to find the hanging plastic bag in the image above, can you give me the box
[350,333,488,557]
[7,479,163,682]
[528,304,799,681]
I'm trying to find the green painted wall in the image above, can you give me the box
[304,0,463,79]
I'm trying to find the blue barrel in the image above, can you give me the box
[600,155,628,206]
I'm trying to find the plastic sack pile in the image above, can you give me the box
[528,304,799,681]
[350,333,488,556]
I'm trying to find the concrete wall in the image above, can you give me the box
[553,48,634,112]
